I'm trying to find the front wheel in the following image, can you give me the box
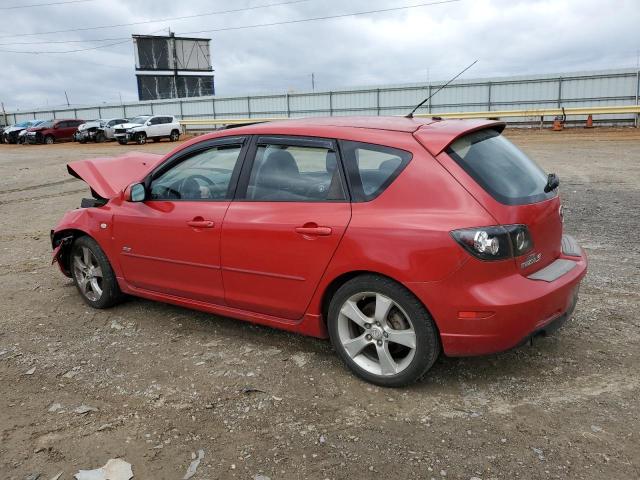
[327,275,440,387]
[94,132,106,143]
[70,236,124,309]
[169,130,180,142]
[136,132,147,145]
[117,138,128,145]
[44,135,55,145]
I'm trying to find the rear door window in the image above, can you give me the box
[340,141,411,202]
[446,128,554,205]
[243,138,346,202]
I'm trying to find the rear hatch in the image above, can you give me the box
[418,126,562,276]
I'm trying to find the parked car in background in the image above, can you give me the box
[25,119,84,144]
[3,120,44,144]
[76,118,128,143]
[51,116,587,387]
[113,115,181,145]
[18,120,47,144]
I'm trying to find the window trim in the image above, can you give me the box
[234,134,351,203]
[143,136,249,202]
[339,140,412,203]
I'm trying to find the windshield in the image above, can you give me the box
[447,129,555,205]
[130,116,150,125]
[15,121,31,128]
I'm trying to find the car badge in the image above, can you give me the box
[521,252,542,269]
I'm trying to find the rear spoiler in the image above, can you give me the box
[414,120,506,156]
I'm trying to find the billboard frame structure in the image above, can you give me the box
[133,33,215,101]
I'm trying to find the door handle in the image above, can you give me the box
[187,219,215,228]
[295,225,332,236]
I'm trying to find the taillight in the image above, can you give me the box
[451,224,533,261]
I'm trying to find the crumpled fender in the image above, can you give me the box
[67,152,164,199]
[51,207,116,277]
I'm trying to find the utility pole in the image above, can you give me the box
[64,91,70,106]
[1,102,7,127]
[311,73,315,92]
[170,30,179,99]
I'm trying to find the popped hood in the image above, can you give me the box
[67,152,164,199]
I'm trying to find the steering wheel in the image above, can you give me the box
[178,174,217,199]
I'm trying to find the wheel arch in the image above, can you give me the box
[319,270,439,334]
[51,228,90,277]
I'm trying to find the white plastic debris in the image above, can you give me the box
[48,403,63,413]
[183,449,204,479]
[25,367,36,375]
[74,458,133,480]
[50,472,63,480]
[74,405,98,415]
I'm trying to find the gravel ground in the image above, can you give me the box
[0,128,638,480]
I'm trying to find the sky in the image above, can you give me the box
[0,0,638,111]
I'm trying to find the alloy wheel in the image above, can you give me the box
[336,292,417,376]
[72,246,104,302]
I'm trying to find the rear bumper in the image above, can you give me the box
[407,234,588,356]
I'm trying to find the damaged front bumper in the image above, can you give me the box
[50,231,74,277]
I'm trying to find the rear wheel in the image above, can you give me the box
[327,275,440,387]
[95,132,106,143]
[70,236,124,309]
[169,130,180,142]
[44,135,55,145]
[136,132,147,145]
[117,138,127,145]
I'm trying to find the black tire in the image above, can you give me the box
[169,130,180,142]
[70,236,124,309]
[44,135,55,145]
[327,274,440,387]
[78,139,86,144]
[136,132,147,145]
[95,132,106,143]
[117,138,128,145]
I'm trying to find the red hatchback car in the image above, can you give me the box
[51,116,587,386]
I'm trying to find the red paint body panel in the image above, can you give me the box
[68,152,164,199]
[111,198,229,304]
[52,116,587,357]
[221,201,351,319]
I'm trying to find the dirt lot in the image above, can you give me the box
[0,128,638,480]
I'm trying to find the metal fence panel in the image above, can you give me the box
[5,68,639,127]
[76,108,101,120]
[182,99,214,117]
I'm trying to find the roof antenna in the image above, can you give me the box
[406,59,478,118]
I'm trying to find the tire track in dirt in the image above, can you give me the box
[0,178,79,195]
[0,188,86,206]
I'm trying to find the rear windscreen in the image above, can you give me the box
[446,129,555,205]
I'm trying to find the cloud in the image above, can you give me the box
[0,0,638,111]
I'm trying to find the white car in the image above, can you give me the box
[76,118,129,143]
[113,115,181,145]
[18,120,47,144]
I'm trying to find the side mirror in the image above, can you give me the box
[124,183,146,202]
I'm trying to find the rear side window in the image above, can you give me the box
[447,129,554,205]
[245,142,345,202]
[340,141,411,202]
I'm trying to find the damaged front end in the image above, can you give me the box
[51,151,165,276]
